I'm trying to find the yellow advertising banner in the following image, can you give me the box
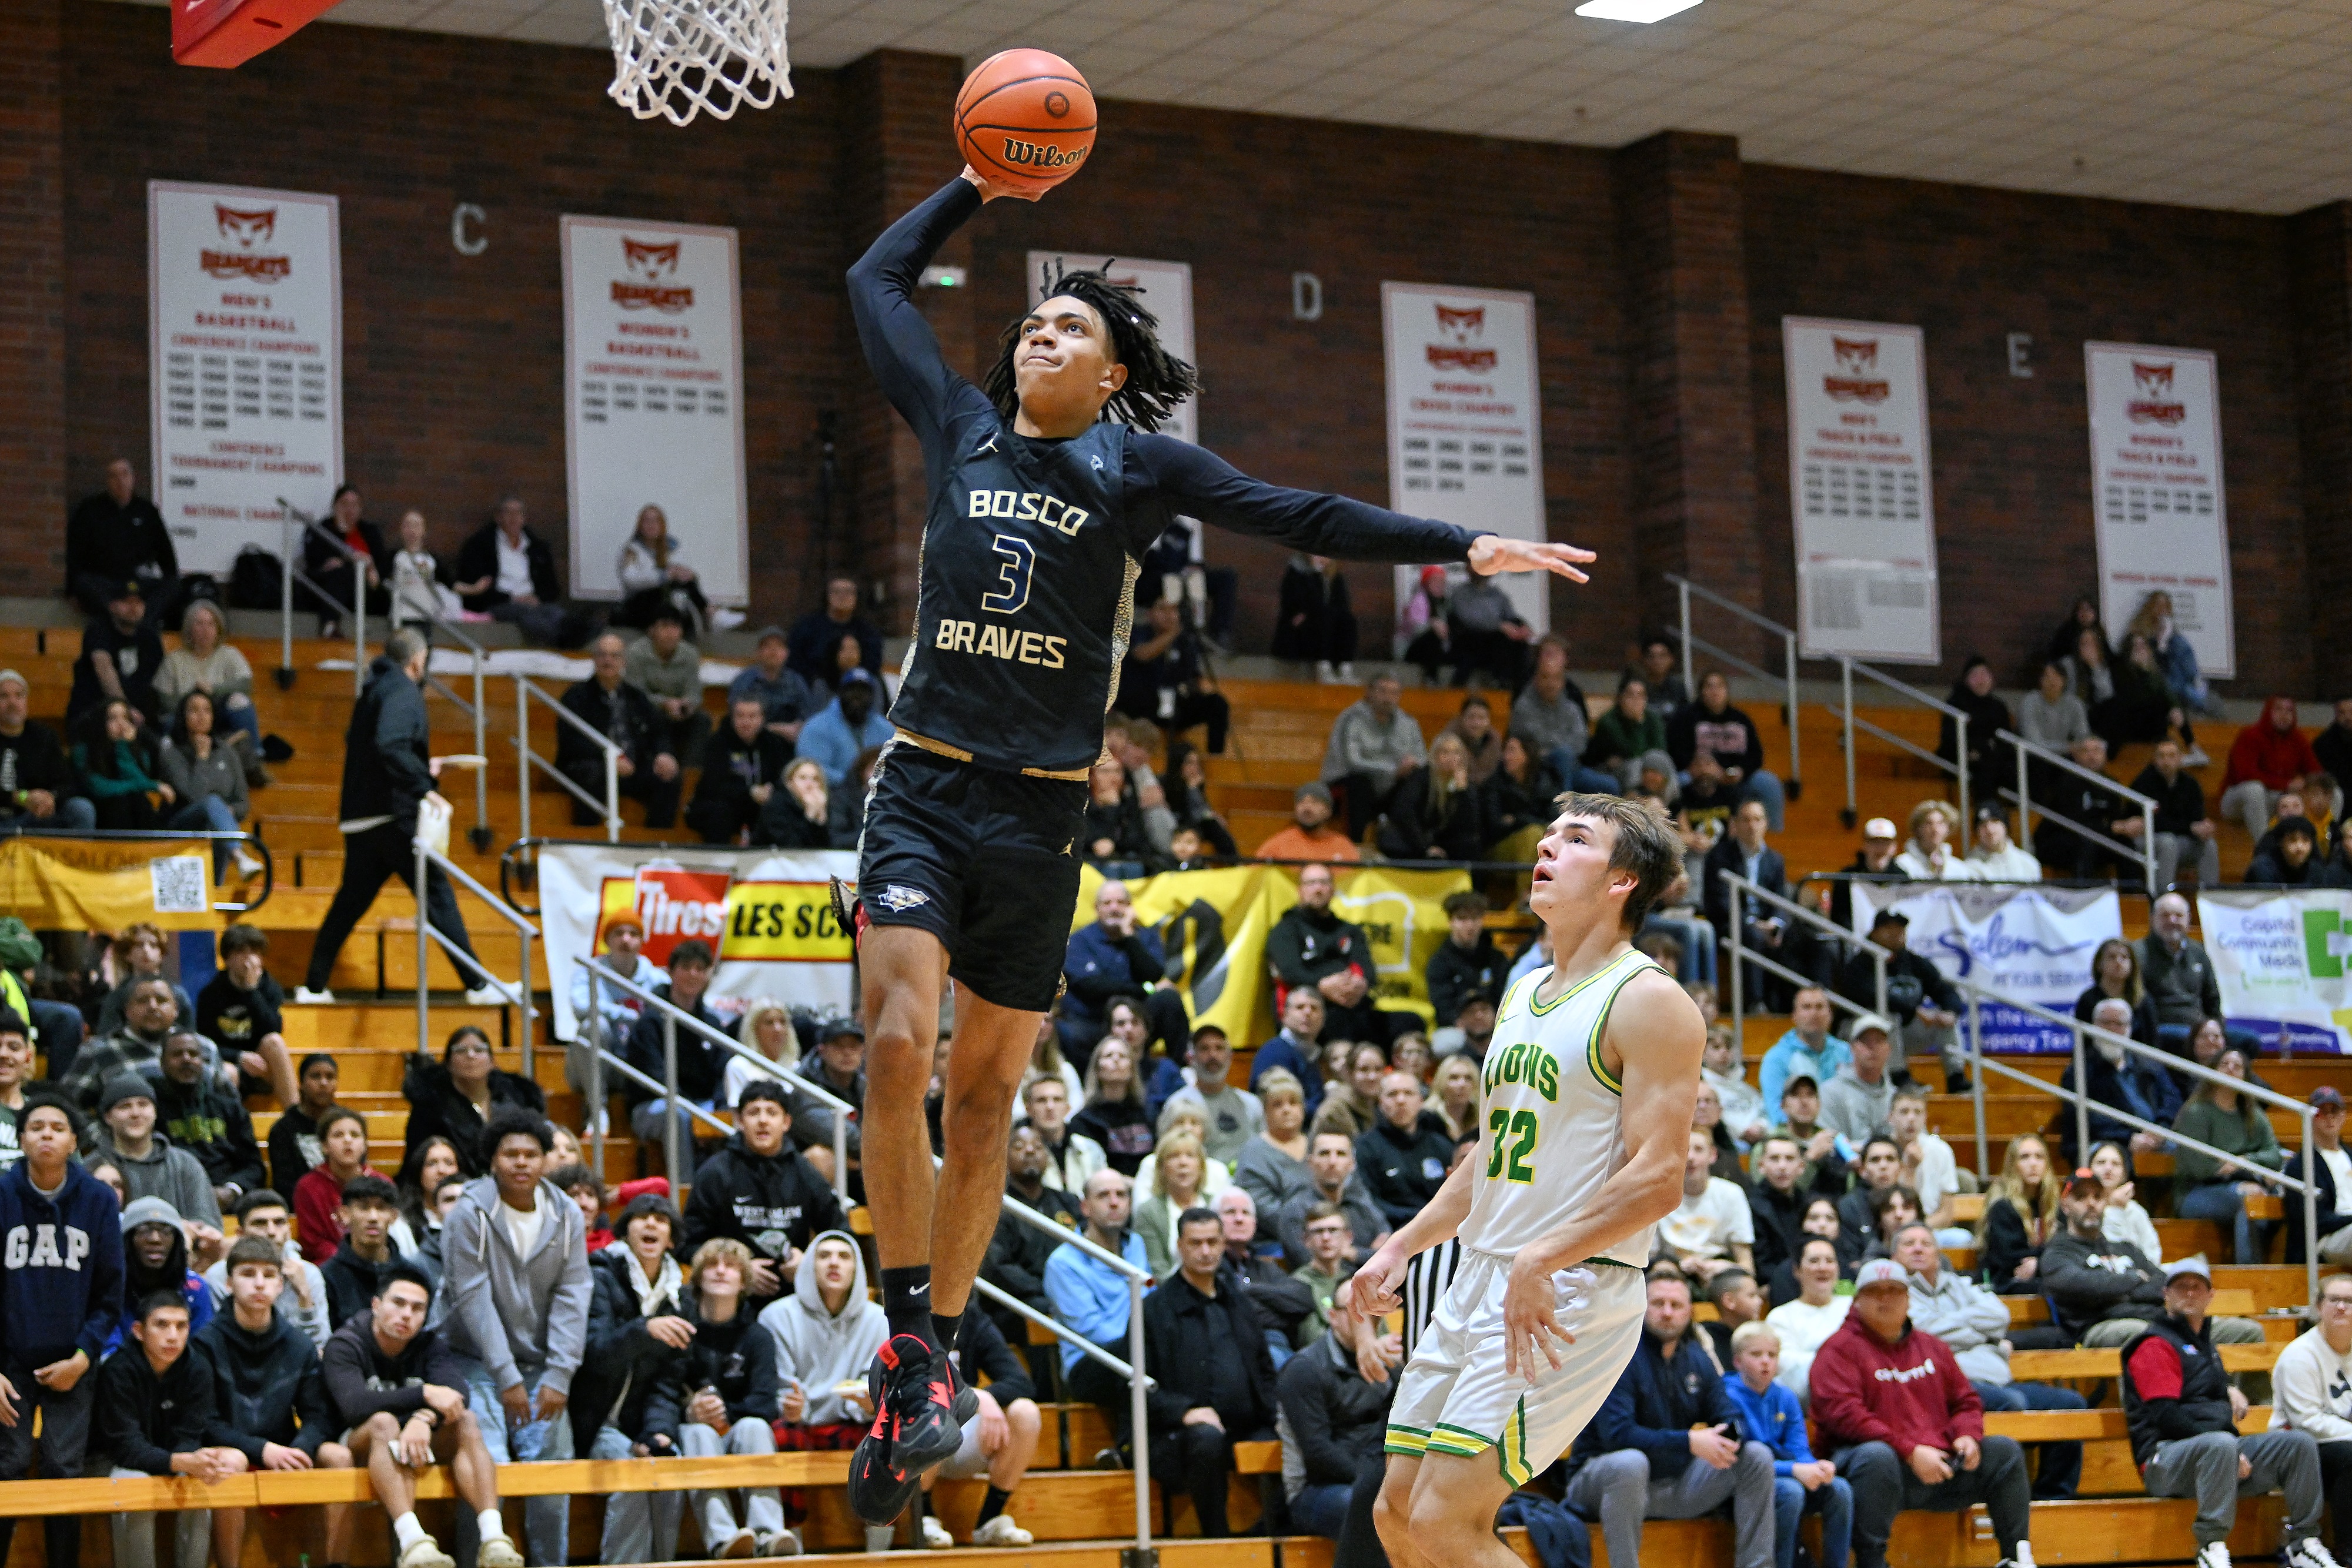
[0,837,218,931]
[1074,861,1474,1042]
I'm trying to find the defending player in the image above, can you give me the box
[1345,795,1705,1568]
[838,165,1596,1523]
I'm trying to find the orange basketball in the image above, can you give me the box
[955,49,1097,195]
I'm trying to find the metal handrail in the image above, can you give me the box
[412,835,539,1080]
[1839,656,1971,830]
[0,824,275,913]
[515,678,620,844]
[277,500,368,697]
[1721,870,2320,1304]
[1997,728,2160,894]
[1668,573,1802,792]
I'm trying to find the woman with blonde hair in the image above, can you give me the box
[614,502,713,636]
[1134,1128,1219,1279]
[1230,1068,1313,1219]
[1071,1035,1152,1176]
[1311,1041,1392,1141]
[1895,798,1973,881]
[1021,1017,1084,1107]
[2129,588,2215,764]
[723,998,800,1106]
[1377,730,1488,861]
[1431,1054,1480,1144]
[1977,1132,2063,1293]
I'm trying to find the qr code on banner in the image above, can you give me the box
[149,856,208,915]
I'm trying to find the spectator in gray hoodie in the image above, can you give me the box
[88,1071,224,1237]
[754,1228,896,1552]
[441,1105,591,1567]
[1318,674,1426,840]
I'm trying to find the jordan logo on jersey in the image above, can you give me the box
[1482,1038,1561,1102]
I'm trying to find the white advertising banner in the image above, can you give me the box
[562,216,749,606]
[1782,317,1939,664]
[539,844,854,1041]
[1383,283,1549,634]
[147,180,342,573]
[2197,889,2351,1054]
[2086,342,2235,677]
[1024,252,1195,444]
[1850,881,2122,1053]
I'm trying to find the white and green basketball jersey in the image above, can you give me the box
[1458,947,1663,1266]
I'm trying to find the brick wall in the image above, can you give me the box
[1743,163,2309,695]
[0,0,66,587]
[17,14,2330,691]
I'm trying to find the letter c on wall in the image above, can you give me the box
[452,203,488,256]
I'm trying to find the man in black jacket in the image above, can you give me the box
[623,940,730,1156]
[686,697,794,845]
[2041,1173,2267,1349]
[297,631,493,1005]
[66,458,178,621]
[1834,911,1964,1092]
[2132,739,2221,890]
[1268,863,1407,1045]
[1143,1208,1280,1539]
[1355,1074,1452,1228]
[1275,1296,1392,1539]
[70,582,166,727]
[1703,801,1803,1008]
[198,1234,355,1568]
[155,1028,265,1212]
[980,1124,1081,1363]
[2123,1259,2328,1568]
[679,1081,844,1309]
[2033,734,2145,881]
[0,670,93,830]
[451,496,566,644]
[1424,891,1505,1029]
[786,575,884,688]
[1748,1135,1830,1287]
[96,1291,247,1567]
[561,631,681,830]
[320,1175,412,1331]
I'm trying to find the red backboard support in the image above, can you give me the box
[174,0,343,67]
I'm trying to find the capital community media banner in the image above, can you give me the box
[2086,342,2236,678]
[1782,318,1939,665]
[148,180,342,573]
[1025,252,1195,446]
[562,216,749,608]
[2197,890,2352,1054]
[1850,881,2120,1052]
[1382,283,1548,635]
[540,844,1467,1044]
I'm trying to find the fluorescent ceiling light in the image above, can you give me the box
[1574,0,1703,20]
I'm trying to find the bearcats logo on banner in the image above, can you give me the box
[1849,882,2120,1053]
[2197,889,2352,1054]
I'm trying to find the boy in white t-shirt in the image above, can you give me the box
[1888,1086,1970,1245]
[1658,1127,1755,1286]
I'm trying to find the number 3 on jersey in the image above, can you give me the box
[1485,1108,1537,1184]
[981,534,1036,616]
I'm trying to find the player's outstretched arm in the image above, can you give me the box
[1131,435,1594,581]
[846,178,992,444]
[1341,1153,1475,1328]
[1501,969,1703,1378]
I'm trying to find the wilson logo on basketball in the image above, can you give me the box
[1823,336,1889,403]
[201,204,292,282]
[998,138,1090,173]
[612,237,694,313]
[2128,359,2186,426]
[1426,304,1498,371]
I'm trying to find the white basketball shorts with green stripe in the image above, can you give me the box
[1384,1248,1646,1486]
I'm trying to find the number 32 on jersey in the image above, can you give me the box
[1485,1109,1537,1185]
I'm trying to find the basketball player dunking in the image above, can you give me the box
[837,166,1595,1523]
[1347,795,1706,1567]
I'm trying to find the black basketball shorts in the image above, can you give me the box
[856,738,1088,1014]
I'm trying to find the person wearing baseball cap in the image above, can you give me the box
[66,579,166,731]
[1835,905,1967,1093]
[1829,816,1909,930]
[1807,1256,2035,1568]
[564,912,662,1125]
[1818,1014,1899,1150]
[2122,1258,2334,1568]
[1967,804,2042,881]
[2284,1086,2352,1267]
[1251,778,1361,863]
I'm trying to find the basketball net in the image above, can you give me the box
[603,0,792,125]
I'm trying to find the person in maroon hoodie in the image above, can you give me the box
[1809,1258,2035,1568]
[2220,696,2323,843]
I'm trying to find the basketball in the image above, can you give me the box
[954,49,1096,195]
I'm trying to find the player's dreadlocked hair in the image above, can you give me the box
[985,262,1201,433]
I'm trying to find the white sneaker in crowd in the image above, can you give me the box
[291,986,335,1005]
[970,1514,1034,1547]
[918,1514,955,1549]
[463,985,510,1007]
[756,1528,803,1557]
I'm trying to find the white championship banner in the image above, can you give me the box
[2197,888,2352,1054]
[1025,252,1195,445]
[1851,881,2120,1053]
[1782,317,1939,664]
[2086,342,2236,677]
[1382,283,1549,634]
[539,844,854,1040]
[561,216,749,607]
[148,180,342,573]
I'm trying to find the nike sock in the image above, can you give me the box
[975,1485,1011,1529]
[880,1265,937,1339]
[393,1513,427,1552]
[931,1310,963,1353]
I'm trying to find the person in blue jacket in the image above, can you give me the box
[1721,1318,1854,1568]
[1564,1269,1777,1568]
[0,1093,127,1568]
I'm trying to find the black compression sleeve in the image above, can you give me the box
[846,179,987,447]
[1128,433,1481,564]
